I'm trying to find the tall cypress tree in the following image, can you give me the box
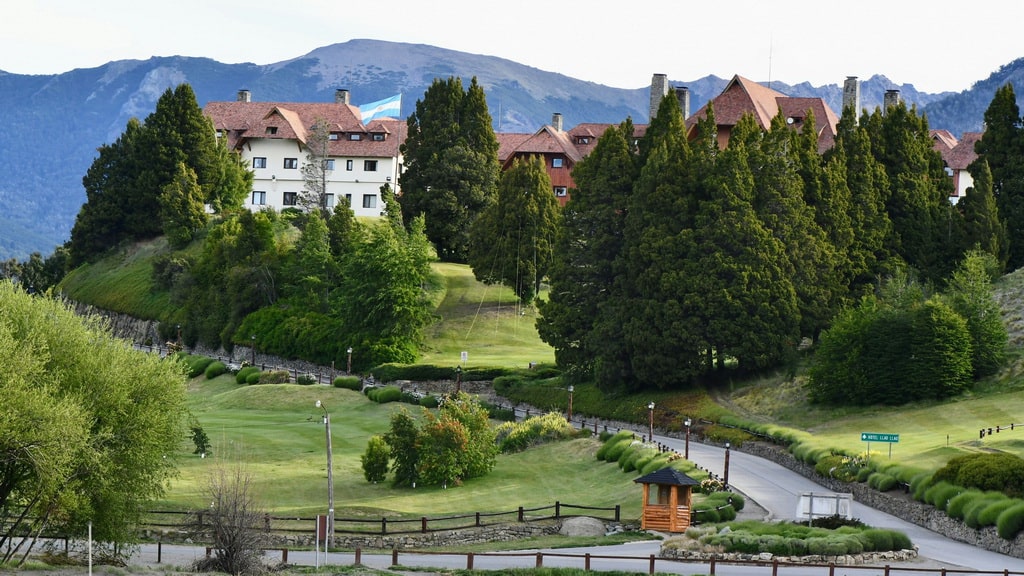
[398,77,499,262]
[974,83,1024,271]
[467,155,559,303]
[959,158,1009,268]
[537,120,637,377]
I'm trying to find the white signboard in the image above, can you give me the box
[796,492,853,520]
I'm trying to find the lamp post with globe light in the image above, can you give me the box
[647,402,655,442]
[684,417,692,460]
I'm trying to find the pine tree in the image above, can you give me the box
[398,77,500,262]
[160,162,208,249]
[468,155,559,303]
[959,158,1009,268]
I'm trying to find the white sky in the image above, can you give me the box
[2,0,1019,94]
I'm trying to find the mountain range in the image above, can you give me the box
[2,38,1022,261]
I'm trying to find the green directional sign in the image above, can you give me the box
[861,432,899,443]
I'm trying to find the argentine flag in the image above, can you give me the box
[359,94,402,122]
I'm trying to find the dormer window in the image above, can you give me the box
[266,126,278,135]
[372,133,385,141]
[577,137,590,144]
[349,134,362,141]
[329,133,340,141]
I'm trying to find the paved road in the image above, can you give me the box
[123,431,1024,573]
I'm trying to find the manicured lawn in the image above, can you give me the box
[160,376,642,520]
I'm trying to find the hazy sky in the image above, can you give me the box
[3,0,1019,94]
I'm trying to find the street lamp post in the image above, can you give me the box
[250,334,256,366]
[647,402,655,442]
[176,324,182,345]
[724,441,731,489]
[684,417,692,460]
[346,347,353,375]
[567,385,574,423]
[315,400,334,550]
[454,365,462,395]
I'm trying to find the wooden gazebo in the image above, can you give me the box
[633,467,700,533]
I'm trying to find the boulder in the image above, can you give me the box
[559,516,606,537]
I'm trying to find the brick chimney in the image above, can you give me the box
[674,86,690,120]
[335,89,350,105]
[883,89,901,115]
[237,89,251,102]
[552,112,563,132]
[649,73,669,120]
[843,76,860,120]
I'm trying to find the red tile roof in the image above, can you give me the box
[205,100,405,158]
[945,132,981,171]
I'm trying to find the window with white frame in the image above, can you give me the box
[283,192,297,206]
[349,133,362,141]
[284,158,298,169]
[329,133,340,140]
[345,193,352,206]
[253,157,267,169]
[554,186,568,197]
[552,157,564,168]
[326,193,335,208]
[252,191,266,205]
[362,195,377,209]
[323,159,335,170]
[364,160,378,172]
[346,160,354,171]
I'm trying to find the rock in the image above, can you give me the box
[559,516,607,537]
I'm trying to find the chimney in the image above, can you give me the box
[335,89,350,105]
[552,112,563,132]
[237,89,251,102]
[883,89,901,115]
[649,73,669,120]
[674,86,690,120]
[842,76,860,121]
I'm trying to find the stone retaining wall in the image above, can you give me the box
[660,546,918,565]
[738,441,1024,558]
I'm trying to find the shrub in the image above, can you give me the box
[332,375,362,390]
[296,373,317,385]
[693,507,720,524]
[494,413,576,453]
[639,454,673,474]
[245,372,261,385]
[867,472,898,492]
[856,467,873,482]
[236,366,260,384]
[602,438,636,463]
[935,453,1024,497]
[997,502,1024,539]
[945,489,984,520]
[258,370,290,384]
[420,395,440,408]
[964,494,1008,528]
[186,355,215,378]
[910,472,934,501]
[204,361,227,379]
[924,481,962,510]
[809,515,865,530]
[361,435,389,483]
[976,498,1019,528]
[366,386,403,404]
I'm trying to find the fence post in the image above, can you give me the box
[476,512,481,526]
[535,552,543,568]
[555,501,561,518]
[391,549,399,566]
[518,507,524,522]
[355,547,362,565]
[884,565,891,576]
[709,555,716,575]
[467,552,474,570]
[648,554,656,575]
[772,558,779,576]
[615,505,620,522]
[421,517,428,533]
[157,541,162,564]
[281,549,288,564]
[264,513,271,531]
[585,553,591,571]
[829,562,835,576]
[382,517,388,534]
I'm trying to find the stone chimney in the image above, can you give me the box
[237,89,251,102]
[674,86,690,120]
[649,73,669,120]
[842,76,860,120]
[335,89,350,105]
[883,89,901,115]
[552,112,563,132]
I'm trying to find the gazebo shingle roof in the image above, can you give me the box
[633,467,700,486]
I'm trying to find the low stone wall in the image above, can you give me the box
[738,441,1024,558]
